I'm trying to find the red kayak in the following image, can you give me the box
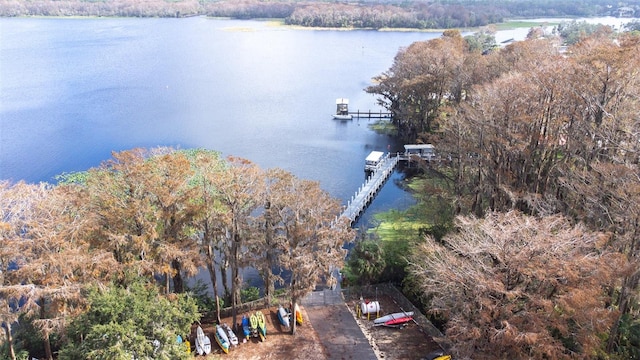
[384,315,413,326]
[373,311,414,325]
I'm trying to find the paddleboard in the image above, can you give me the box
[256,310,267,341]
[203,335,212,355]
[215,325,230,354]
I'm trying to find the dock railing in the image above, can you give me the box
[349,109,393,119]
[338,153,398,225]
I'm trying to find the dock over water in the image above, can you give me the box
[341,154,398,225]
[337,144,438,226]
[349,110,393,119]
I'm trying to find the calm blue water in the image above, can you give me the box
[0,17,449,229]
[1,17,633,204]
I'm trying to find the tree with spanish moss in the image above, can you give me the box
[407,211,625,359]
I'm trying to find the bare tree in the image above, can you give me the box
[408,211,625,359]
[273,176,353,334]
[212,156,265,329]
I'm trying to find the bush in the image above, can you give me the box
[241,286,261,303]
[58,280,199,360]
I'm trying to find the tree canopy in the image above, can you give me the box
[366,26,640,358]
[1,148,352,359]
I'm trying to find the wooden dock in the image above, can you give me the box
[349,110,393,119]
[340,154,399,225]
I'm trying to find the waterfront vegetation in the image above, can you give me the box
[350,22,640,359]
[0,148,354,359]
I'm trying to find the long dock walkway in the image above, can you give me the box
[341,154,399,225]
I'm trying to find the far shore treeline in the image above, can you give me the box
[1,0,639,29]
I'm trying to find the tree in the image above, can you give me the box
[625,20,640,33]
[137,149,203,294]
[0,181,119,359]
[274,176,353,334]
[0,181,40,360]
[252,168,291,304]
[59,279,199,360]
[345,239,386,285]
[557,20,613,45]
[187,148,228,323]
[212,156,265,329]
[407,211,625,359]
[367,30,484,142]
[77,148,203,293]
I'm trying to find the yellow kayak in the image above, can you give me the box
[255,310,267,341]
[294,303,303,325]
[250,313,258,332]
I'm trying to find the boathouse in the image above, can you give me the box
[365,151,385,172]
[336,98,349,116]
[403,144,435,161]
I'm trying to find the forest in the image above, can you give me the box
[1,0,639,29]
[0,149,353,359]
[357,22,640,359]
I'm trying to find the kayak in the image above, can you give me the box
[373,312,414,325]
[277,305,290,328]
[255,310,267,341]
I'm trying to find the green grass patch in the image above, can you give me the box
[495,20,562,30]
[369,208,430,243]
[368,119,397,136]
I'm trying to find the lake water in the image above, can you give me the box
[2,16,633,198]
[0,17,450,225]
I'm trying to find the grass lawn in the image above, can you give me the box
[495,20,562,30]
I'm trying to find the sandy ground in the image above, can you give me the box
[189,294,442,360]
[190,306,326,360]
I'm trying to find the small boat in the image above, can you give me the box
[277,305,290,328]
[294,303,303,325]
[214,324,230,354]
[195,325,206,355]
[333,98,353,120]
[222,323,238,347]
[241,315,251,340]
[373,311,414,325]
[255,310,267,341]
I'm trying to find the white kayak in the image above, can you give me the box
[222,323,239,346]
[277,305,290,328]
